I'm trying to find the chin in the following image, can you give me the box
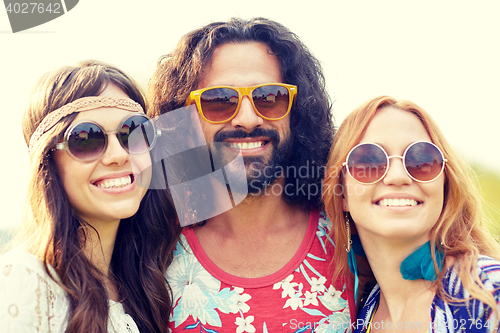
[108,204,142,221]
[382,229,431,242]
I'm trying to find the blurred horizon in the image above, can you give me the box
[1,0,499,231]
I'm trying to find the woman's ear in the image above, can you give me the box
[342,196,349,212]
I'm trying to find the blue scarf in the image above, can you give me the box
[349,237,444,282]
[400,241,444,281]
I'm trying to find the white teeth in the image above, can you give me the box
[228,141,264,149]
[378,198,418,207]
[249,142,261,149]
[96,176,132,189]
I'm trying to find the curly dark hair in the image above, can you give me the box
[148,17,334,209]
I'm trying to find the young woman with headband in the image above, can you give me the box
[0,60,180,332]
[323,96,500,332]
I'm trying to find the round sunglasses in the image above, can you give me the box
[185,83,297,124]
[55,114,160,162]
[343,141,447,184]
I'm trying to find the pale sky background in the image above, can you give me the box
[1,0,499,230]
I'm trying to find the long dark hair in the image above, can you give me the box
[148,17,334,210]
[17,60,180,333]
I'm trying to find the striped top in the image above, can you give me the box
[355,255,500,333]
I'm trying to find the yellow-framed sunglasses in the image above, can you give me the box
[185,83,297,124]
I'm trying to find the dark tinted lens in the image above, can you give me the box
[347,144,388,183]
[252,85,290,119]
[67,123,105,161]
[405,142,444,181]
[200,88,239,122]
[120,115,156,153]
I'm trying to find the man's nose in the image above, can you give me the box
[230,96,264,129]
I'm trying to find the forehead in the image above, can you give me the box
[72,108,137,128]
[71,83,136,128]
[360,107,432,153]
[99,82,130,98]
[198,42,283,88]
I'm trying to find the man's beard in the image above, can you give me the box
[212,127,293,195]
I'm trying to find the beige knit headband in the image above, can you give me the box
[28,96,144,154]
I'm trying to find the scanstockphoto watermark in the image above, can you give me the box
[249,160,328,181]
[289,318,351,331]
[135,108,367,225]
[355,319,426,331]
[353,318,500,331]
[248,162,366,198]
[3,0,79,33]
[289,319,431,332]
[354,318,500,331]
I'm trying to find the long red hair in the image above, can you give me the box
[323,96,500,313]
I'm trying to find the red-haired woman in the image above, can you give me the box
[323,96,500,332]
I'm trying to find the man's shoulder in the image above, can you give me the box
[317,210,332,230]
[315,210,333,242]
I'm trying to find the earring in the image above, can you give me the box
[345,211,359,305]
[345,212,352,252]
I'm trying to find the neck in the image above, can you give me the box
[80,219,120,278]
[208,177,308,234]
[359,231,436,324]
[195,177,310,278]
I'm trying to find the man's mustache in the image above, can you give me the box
[213,128,280,145]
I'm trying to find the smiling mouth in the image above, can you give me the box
[376,198,421,207]
[227,141,268,149]
[94,175,134,189]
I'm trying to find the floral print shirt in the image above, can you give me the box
[166,210,355,333]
